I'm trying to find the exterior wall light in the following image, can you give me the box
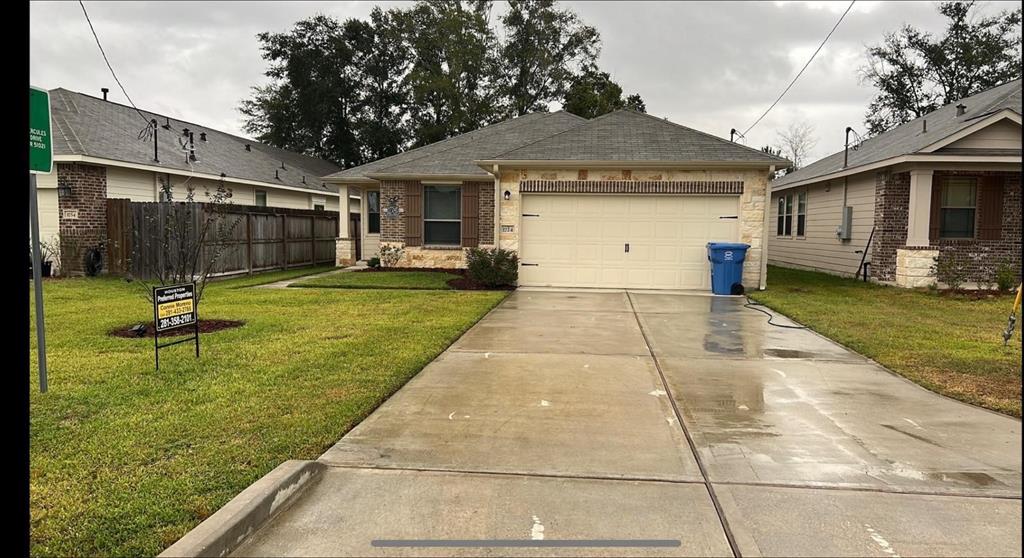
[57,183,72,198]
[503,190,511,200]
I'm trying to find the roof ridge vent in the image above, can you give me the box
[955,103,966,116]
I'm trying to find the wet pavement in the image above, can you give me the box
[232,290,1022,557]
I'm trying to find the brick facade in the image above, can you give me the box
[476,181,495,245]
[873,169,1022,285]
[56,163,108,275]
[870,171,910,281]
[379,180,408,243]
[932,170,1021,284]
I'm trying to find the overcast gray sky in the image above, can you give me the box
[29,1,1021,162]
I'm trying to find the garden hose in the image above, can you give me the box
[744,297,807,329]
[1003,284,1022,346]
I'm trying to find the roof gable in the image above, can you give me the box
[487,109,790,165]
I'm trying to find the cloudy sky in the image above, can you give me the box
[29,1,1021,162]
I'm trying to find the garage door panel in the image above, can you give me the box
[521,194,740,290]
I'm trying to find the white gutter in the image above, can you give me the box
[772,153,1022,191]
[492,164,500,247]
[54,154,342,197]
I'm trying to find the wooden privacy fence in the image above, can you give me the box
[106,199,338,279]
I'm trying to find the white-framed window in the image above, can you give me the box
[796,191,807,237]
[940,177,977,238]
[423,185,461,246]
[367,191,380,234]
[255,190,268,207]
[776,191,807,237]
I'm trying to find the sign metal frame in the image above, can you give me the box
[152,282,200,370]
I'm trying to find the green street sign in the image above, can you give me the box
[30,86,53,174]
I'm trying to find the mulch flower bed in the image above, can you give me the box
[109,319,245,338]
[359,266,516,291]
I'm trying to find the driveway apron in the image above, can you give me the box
[233,290,1022,557]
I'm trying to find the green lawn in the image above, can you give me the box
[292,270,460,290]
[29,269,507,557]
[751,266,1022,417]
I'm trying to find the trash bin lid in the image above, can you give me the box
[706,242,751,250]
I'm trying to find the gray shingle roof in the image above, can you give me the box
[50,88,341,193]
[325,111,587,180]
[772,79,1022,189]
[490,109,791,164]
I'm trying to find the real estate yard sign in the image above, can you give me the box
[30,86,52,392]
[152,283,201,370]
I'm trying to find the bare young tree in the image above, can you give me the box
[775,121,818,170]
[129,176,243,305]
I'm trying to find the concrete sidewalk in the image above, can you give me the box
[166,290,1022,557]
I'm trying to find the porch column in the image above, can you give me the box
[906,169,933,247]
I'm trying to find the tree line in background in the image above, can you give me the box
[240,0,646,168]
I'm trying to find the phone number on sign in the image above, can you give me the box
[159,313,195,330]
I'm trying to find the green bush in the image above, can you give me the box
[465,247,518,287]
[931,251,969,291]
[367,257,381,268]
[996,260,1019,291]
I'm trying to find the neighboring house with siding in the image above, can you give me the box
[326,109,788,291]
[769,79,1022,287]
[36,88,348,274]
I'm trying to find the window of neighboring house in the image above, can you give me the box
[314,204,325,211]
[424,185,461,246]
[367,191,381,234]
[776,194,794,236]
[796,191,807,237]
[255,190,268,207]
[940,177,977,238]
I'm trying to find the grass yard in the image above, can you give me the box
[29,267,508,557]
[751,266,1022,417]
[293,270,459,290]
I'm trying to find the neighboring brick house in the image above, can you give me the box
[36,88,346,275]
[325,110,788,291]
[769,79,1022,288]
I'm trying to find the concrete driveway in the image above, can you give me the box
[232,290,1022,557]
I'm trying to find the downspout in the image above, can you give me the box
[492,164,501,248]
[761,166,774,290]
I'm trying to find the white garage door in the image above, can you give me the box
[519,194,740,290]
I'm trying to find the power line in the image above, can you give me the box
[742,0,856,136]
[78,0,153,128]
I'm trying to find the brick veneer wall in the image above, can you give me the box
[381,180,496,246]
[871,169,1022,284]
[475,181,494,245]
[57,163,108,275]
[870,170,910,281]
[933,170,1021,284]
[379,180,409,243]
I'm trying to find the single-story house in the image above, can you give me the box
[769,79,1022,288]
[35,88,351,274]
[325,109,788,290]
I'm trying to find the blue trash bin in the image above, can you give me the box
[707,242,750,295]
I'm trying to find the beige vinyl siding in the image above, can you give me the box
[943,119,1022,150]
[769,172,876,277]
[167,175,313,209]
[107,166,157,201]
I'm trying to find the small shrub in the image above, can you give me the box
[932,251,970,291]
[996,260,1019,292]
[378,245,405,268]
[465,247,518,287]
[367,256,381,268]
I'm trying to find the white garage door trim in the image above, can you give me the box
[519,193,741,290]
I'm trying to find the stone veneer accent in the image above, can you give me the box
[520,180,744,194]
[336,238,356,266]
[895,248,939,288]
[57,162,108,275]
[872,169,1021,285]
